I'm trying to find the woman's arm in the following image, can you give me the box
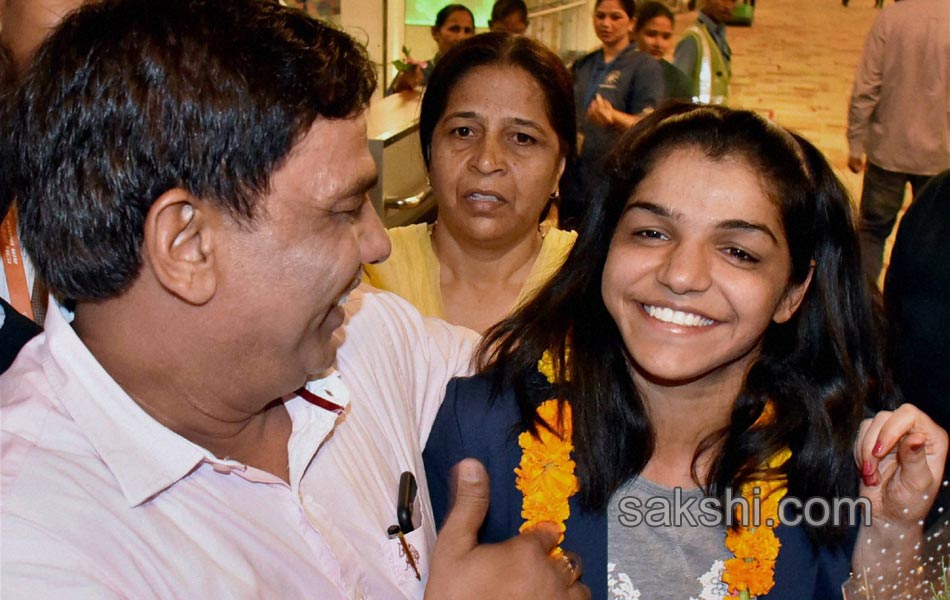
[585,94,650,131]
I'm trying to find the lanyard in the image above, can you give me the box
[296,386,345,414]
[1,205,34,320]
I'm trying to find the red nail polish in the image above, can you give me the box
[862,460,874,475]
[862,474,874,486]
[872,441,884,457]
[910,442,924,453]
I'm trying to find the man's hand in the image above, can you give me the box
[848,155,865,173]
[425,459,590,600]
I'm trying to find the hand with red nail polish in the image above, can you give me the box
[852,404,948,595]
[853,404,948,528]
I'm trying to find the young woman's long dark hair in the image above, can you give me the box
[477,104,895,542]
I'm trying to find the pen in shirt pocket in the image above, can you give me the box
[388,471,421,580]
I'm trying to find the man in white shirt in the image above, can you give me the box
[0,1,588,598]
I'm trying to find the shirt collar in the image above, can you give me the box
[698,11,725,36]
[43,299,349,507]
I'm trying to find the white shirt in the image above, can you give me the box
[0,286,477,599]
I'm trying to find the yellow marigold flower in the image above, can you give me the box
[537,349,571,384]
[721,446,789,599]
[516,398,578,550]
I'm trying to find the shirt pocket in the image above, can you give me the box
[384,514,430,589]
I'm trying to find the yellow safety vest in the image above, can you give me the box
[683,24,730,105]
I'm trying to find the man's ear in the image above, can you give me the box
[143,188,217,305]
[773,262,815,324]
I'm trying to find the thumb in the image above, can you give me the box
[434,458,491,559]
[895,433,935,494]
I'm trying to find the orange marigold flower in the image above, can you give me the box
[516,397,578,552]
[724,526,781,561]
[721,445,789,599]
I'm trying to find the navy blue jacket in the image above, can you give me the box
[424,375,854,600]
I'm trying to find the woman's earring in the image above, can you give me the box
[549,187,560,202]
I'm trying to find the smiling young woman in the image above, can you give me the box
[424,104,948,600]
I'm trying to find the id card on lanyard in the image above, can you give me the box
[1,204,34,320]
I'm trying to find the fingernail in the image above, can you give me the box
[862,474,874,486]
[862,460,874,476]
[910,442,924,453]
[872,441,884,457]
[457,459,481,482]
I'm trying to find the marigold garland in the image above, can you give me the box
[722,402,792,599]
[514,351,578,555]
[522,355,793,595]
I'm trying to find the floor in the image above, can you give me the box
[674,0,904,282]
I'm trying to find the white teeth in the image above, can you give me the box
[469,193,500,202]
[643,304,714,327]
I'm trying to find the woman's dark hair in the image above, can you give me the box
[490,0,528,26]
[596,0,636,18]
[634,0,674,31]
[478,103,893,542]
[419,32,576,183]
[4,0,375,301]
[434,3,475,28]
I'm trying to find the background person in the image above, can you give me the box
[388,3,475,94]
[0,35,40,374]
[0,2,588,598]
[846,0,950,283]
[632,1,693,102]
[884,170,950,528]
[488,0,529,34]
[425,104,947,599]
[673,0,736,104]
[365,33,578,334]
[567,0,663,227]
[0,0,89,371]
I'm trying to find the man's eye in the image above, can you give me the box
[452,126,473,137]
